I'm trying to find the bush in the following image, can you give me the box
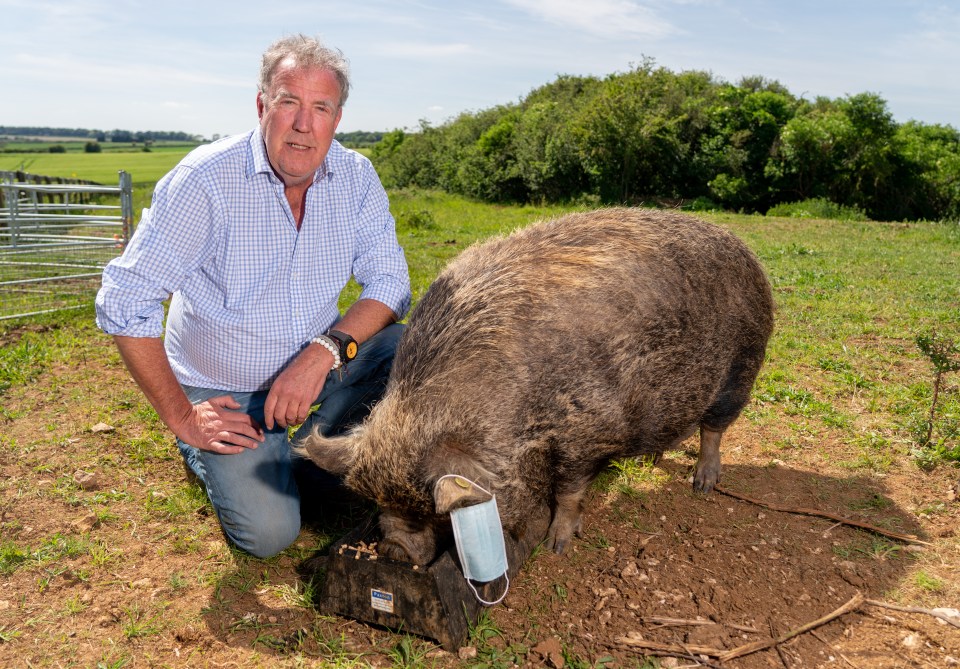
[682,196,721,212]
[766,198,869,221]
[84,141,102,153]
[396,208,436,230]
[371,66,960,220]
[48,145,66,153]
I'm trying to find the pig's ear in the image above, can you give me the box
[294,430,358,475]
[428,437,497,514]
[433,475,494,515]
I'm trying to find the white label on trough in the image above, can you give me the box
[371,588,395,613]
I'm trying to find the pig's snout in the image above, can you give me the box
[377,514,439,566]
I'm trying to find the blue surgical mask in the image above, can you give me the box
[441,475,510,605]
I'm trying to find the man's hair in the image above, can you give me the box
[258,34,351,107]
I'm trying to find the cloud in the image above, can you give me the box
[374,42,474,59]
[906,5,960,56]
[1,0,112,32]
[11,53,250,89]
[502,0,678,38]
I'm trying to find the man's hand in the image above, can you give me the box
[263,345,333,430]
[177,395,266,454]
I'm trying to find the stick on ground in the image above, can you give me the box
[714,485,933,547]
[718,592,865,662]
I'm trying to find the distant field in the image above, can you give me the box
[0,144,199,185]
[1,141,372,184]
[0,139,197,153]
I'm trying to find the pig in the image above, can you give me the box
[299,207,774,565]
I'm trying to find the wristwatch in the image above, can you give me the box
[327,329,358,365]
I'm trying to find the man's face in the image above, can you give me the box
[257,59,343,188]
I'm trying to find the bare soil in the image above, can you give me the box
[1,327,958,668]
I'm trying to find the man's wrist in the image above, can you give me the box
[310,335,342,369]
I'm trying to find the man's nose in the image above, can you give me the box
[292,106,313,132]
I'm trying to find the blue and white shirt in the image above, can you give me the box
[96,128,411,392]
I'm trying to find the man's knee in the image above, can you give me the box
[221,511,301,559]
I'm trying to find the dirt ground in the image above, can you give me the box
[1,325,959,668]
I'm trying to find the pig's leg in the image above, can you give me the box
[692,426,723,493]
[545,486,587,553]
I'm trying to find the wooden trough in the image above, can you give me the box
[316,508,550,651]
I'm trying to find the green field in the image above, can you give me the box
[0,144,198,186]
[1,141,371,185]
[2,147,958,463]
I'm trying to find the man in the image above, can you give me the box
[95,35,411,558]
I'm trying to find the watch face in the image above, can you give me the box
[345,341,359,360]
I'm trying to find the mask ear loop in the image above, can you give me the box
[437,475,511,606]
[436,474,494,498]
[467,572,510,606]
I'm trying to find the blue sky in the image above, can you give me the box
[1,1,957,139]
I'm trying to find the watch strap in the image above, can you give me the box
[327,329,359,363]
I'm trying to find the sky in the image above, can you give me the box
[1,1,958,140]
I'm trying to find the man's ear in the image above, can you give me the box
[256,92,265,120]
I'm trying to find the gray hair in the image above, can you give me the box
[258,34,351,107]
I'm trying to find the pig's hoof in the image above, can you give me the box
[692,467,719,494]
[544,529,571,554]
[544,517,581,554]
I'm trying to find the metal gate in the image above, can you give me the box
[0,171,133,320]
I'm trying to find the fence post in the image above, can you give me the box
[4,184,20,247]
[0,180,9,239]
[119,170,133,245]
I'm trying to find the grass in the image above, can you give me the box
[718,213,960,469]
[1,144,199,185]
[913,570,945,592]
[0,335,50,395]
[1,186,959,667]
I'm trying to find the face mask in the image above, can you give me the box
[440,475,510,606]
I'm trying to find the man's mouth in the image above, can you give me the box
[287,142,312,151]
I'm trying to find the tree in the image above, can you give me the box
[767,103,851,203]
[703,84,798,211]
[572,63,714,203]
[368,64,960,219]
[896,121,960,220]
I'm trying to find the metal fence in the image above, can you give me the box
[0,171,133,320]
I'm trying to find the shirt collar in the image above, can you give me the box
[248,126,332,184]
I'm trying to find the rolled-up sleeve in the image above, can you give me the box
[95,167,220,337]
[95,248,168,337]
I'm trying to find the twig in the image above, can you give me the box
[642,616,760,634]
[770,620,792,669]
[611,637,723,668]
[718,592,865,662]
[774,643,791,669]
[615,592,958,665]
[714,485,933,547]
[864,598,960,628]
[822,521,844,536]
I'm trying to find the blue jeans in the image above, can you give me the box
[177,323,403,558]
